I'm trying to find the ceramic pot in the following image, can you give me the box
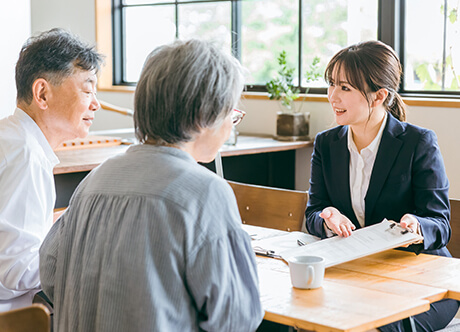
[275,112,310,141]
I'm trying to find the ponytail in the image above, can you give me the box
[387,92,406,122]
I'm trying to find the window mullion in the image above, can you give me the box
[441,0,448,90]
[231,0,242,60]
[298,0,303,90]
[175,0,179,39]
[379,0,405,92]
[378,0,401,52]
[112,0,124,85]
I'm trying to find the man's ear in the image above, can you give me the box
[32,78,51,110]
[371,88,389,108]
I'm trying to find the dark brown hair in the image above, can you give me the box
[324,40,406,121]
[16,28,104,104]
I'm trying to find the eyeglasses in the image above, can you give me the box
[232,109,246,126]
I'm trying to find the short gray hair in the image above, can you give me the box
[134,39,244,145]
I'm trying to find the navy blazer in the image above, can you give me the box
[305,113,452,256]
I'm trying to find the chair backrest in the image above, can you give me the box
[448,198,460,258]
[0,304,50,332]
[228,181,308,232]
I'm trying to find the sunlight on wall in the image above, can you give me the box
[0,0,30,119]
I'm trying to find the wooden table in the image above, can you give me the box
[256,249,460,332]
[335,250,460,301]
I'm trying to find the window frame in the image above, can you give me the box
[97,0,460,100]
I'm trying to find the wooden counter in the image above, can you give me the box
[53,135,312,208]
[54,135,312,175]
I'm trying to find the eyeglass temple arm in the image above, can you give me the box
[215,151,224,178]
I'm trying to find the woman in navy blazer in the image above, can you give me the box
[305,41,458,332]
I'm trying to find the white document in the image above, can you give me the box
[280,219,424,267]
[252,231,320,256]
[241,224,287,241]
[242,224,320,257]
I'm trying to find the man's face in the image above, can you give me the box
[47,69,100,142]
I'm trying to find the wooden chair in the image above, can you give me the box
[53,207,67,223]
[0,304,50,332]
[448,198,460,258]
[228,181,308,232]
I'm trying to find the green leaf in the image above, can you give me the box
[451,76,459,90]
[305,56,322,83]
[265,50,300,111]
[449,8,458,24]
[415,63,432,84]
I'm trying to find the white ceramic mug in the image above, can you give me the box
[287,255,325,289]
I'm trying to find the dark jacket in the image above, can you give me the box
[305,113,451,256]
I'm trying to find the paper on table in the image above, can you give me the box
[241,224,320,257]
[280,219,424,268]
[251,231,320,256]
[241,224,287,241]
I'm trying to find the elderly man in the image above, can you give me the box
[0,28,103,311]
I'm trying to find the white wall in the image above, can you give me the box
[0,0,30,119]
[30,0,460,198]
[31,0,96,41]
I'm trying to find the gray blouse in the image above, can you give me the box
[40,145,264,332]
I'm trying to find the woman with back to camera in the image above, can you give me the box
[39,39,264,332]
[305,40,459,331]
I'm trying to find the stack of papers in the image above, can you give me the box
[243,219,424,268]
[242,224,320,257]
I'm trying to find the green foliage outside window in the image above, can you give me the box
[266,51,321,112]
[412,3,459,91]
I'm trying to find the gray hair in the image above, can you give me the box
[134,39,245,145]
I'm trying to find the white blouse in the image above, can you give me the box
[348,112,388,227]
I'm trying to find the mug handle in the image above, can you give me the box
[307,266,315,285]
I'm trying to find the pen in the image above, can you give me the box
[297,239,307,246]
[387,220,414,234]
[253,247,281,258]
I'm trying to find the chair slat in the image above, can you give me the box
[0,304,50,332]
[228,181,308,232]
[448,199,460,258]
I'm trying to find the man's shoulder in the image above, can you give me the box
[0,114,29,144]
[0,124,44,170]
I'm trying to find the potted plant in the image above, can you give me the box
[266,51,321,141]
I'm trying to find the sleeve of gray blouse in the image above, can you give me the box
[185,230,264,332]
[39,218,61,302]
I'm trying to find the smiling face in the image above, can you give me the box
[46,69,100,142]
[327,68,373,129]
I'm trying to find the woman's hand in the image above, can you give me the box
[320,207,356,237]
[399,214,421,234]
[397,214,423,247]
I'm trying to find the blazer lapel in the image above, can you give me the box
[329,126,359,227]
[365,114,404,224]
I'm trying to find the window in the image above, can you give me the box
[403,0,460,96]
[118,1,232,82]
[112,0,378,92]
[108,0,460,97]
